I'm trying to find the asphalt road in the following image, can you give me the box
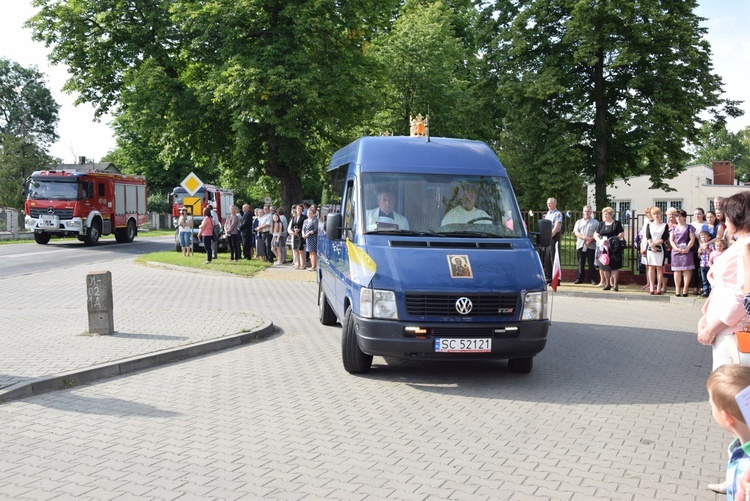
[0,235,174,278]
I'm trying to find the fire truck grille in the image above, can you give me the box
[30,208,74,219]
[404,294,519,318]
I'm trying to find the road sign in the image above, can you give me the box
[264,196,272,205]
[181,172,204,196]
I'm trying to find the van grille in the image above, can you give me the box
[29,208,74,219]
[404,294,518,318]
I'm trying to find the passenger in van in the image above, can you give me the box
[441,187,491,225]
[366,191,409,231]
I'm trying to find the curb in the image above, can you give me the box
[0,319,275,404]
[553,287,707,304]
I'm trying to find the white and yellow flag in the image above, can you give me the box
[346,238,377,286]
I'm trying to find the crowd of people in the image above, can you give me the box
[567,192,750,497]
[559,195,738,297]
[177,201,321,270]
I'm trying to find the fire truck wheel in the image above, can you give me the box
[33,232,51,245]
[116,220,136,243]
[84,219,101,246]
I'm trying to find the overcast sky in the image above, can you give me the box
[1,1,748,164]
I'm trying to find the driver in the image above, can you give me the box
[365,191,409,231]
[441,187,491,225]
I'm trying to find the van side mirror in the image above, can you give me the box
[326,213,343,240]
[535,218,552,247]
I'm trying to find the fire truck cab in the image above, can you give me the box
[25,170,148,246]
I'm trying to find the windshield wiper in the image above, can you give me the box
[439,230,503,238]
[366,229,447,237]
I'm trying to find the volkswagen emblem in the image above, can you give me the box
[455,297,473,315]
[47,207,55,214]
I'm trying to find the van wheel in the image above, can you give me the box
[84,219,101,246]
[342,307,372,374]
[319,285,337,326]
[508,357,533,374]
[34,232,51,245]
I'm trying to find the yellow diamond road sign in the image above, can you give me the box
[181,172,203,196]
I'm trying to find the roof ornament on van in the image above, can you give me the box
[409,113,430,141]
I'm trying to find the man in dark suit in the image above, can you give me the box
[239,204,254,260]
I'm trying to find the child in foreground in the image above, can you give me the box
[708,365,750,500]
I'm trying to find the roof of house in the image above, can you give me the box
[51,162,121,174]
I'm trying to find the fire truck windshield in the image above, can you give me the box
[27,179,79,201]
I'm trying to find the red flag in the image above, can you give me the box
[551,241,561,292]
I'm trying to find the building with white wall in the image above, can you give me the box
[586,161,750,216]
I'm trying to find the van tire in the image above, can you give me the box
[342,307,372,374]
[508,357,533,373]
[318,285,337,326]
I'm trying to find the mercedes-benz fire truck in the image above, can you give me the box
[25,170,148,246]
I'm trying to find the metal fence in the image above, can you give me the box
[523,210,644,274]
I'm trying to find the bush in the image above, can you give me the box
[147,191,171,214]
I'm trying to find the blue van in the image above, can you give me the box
[317,136,552,374]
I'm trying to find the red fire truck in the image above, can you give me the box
[25,170,148,246]
[170,184,234,222]
[170,184,234,252]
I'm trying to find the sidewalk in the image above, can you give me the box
[0,259,316,403]
[0,256,690,404]
[551,278,708,305]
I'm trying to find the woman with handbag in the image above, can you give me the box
[593,207,624,291]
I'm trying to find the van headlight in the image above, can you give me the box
[521,291,548,320]
[360,288,398,320]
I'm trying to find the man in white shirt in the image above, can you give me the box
[441,188,491,225]
[365,191,409,231]
[256,205,274,261]
[543,197,563,284]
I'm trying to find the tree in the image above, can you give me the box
[691,123,750,182]
[365,0,487,139]
[0,58,59,208]
[479,0,739,210]
[28,0,398,212]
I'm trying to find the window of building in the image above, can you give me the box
[653,199,683,212]
[613,200,631,222]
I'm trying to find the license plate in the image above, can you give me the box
[40,216,57,227]
[434,338,492,353]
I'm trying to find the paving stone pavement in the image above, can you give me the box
[0,257,730,500]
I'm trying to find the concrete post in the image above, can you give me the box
[7,209,19,238]
[87,271,114,335]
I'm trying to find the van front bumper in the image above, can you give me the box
[354,316,549,360]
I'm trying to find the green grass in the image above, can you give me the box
[135,251,272,277]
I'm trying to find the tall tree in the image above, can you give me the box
[0,58,59,208]
[28,0,397,212]
[365,0,486,138]
[691,123,750,182]
[479,0,739,210]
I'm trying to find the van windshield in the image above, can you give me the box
[361,173,525,238]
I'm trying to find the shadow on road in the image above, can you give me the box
[361,321,710,406]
